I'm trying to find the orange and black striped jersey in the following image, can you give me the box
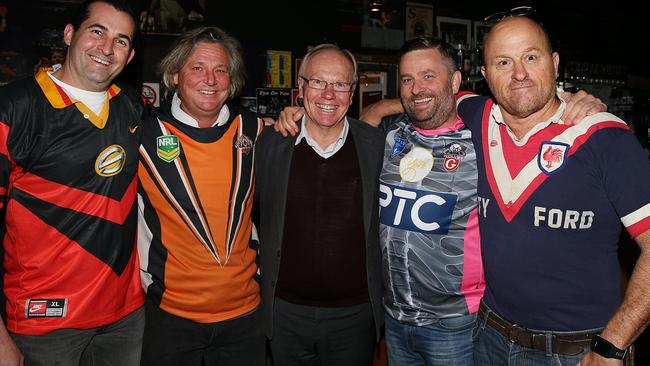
[0,69,144,335]
[138,104,263,323]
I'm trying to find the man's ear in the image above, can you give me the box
[451,70,462,94]
[126,49,135,65]
[63,24,74,47]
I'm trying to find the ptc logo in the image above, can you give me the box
[95,145,126,177]
[157,135,180,162]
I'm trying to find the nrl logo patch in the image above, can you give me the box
[157,135,180,162]
[234,134,253,155]
[95,144,126,177]
[538,141,569,174]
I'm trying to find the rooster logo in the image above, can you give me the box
[538,142,569,174]
[542,146,563,168]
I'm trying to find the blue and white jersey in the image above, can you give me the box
[380,115,484,326]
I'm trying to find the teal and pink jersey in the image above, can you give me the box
[380,116,484,325]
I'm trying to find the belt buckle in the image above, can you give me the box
[532,332,555,353]
[508,324,527,345]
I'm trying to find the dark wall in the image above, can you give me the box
[2,0,647,85]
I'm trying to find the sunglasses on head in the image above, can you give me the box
[483,6,536,24]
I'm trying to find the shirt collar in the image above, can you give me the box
[171,92,230,128]
[295,116,350,159]
[491,92,566,145]
[412,117,465,136]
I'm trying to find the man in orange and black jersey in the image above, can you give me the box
[0,1,144,365]
[137,27,265,366]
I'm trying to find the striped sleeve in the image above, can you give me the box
[600,129,650,238]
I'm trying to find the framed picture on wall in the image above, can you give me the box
[473,21,492,48]
[405,2,434,40]
[266,50,292,89]
[436,16,471,49]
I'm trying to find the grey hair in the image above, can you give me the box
[298,43,358,85]
[160,26,245,99]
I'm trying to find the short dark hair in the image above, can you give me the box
[399,37,457,75]
[70,0,138,32]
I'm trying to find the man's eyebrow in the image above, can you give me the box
[86,23,133,44]
[117,32,133,45]
[85,23,107,31]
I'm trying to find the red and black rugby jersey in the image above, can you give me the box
[0,70,144,335]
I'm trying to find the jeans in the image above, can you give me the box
[385,312,476,366]
[12,306,144,366]
[473,314,591,366]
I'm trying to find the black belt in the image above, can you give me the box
[479,303,598,356]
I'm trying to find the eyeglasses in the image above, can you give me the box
[299,76,355,92]
[483,6,536,24]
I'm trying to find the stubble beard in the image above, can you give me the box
[403,91,456,130]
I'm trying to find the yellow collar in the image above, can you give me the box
[35,69,122,129]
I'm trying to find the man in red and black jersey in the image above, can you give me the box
[0,1,144,365]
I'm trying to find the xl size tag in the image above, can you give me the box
[25,299,67,318]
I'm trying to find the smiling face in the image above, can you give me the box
[60,2,135,92]
[300,49,355,133]
[173,42,231,126]
[481,17,559,120]
[399,48,460,130]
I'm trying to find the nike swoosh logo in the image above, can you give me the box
[129,124,139,133]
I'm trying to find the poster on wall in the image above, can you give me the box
[142,82,160,107]
[266,50,292,89]
[436,16,471,49]
[294,58,302,88]
[361,0,405,50]
[256,88,291,118]
[139,0,206,34]
[405,2,433,40]
[473,21,492,48]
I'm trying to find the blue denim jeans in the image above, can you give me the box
[385,312,476,366]
[473,314,592,366]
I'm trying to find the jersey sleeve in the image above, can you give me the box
[457,92,488,133]
[0,120,11,211]
[600,129,650,238]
